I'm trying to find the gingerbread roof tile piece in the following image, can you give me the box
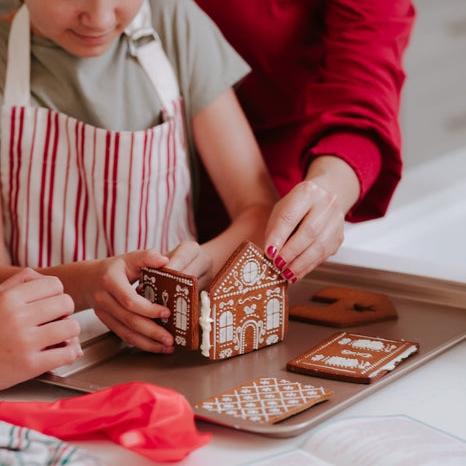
[140,241,288,360]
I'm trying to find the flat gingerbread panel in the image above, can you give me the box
[205,242,288,360]
[290,287,398,327]
[287,332,419,384]
[140,267,199,350]
[195,377,332,424]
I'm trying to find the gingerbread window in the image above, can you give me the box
[242,260,259,284]
[175,296,188,331]
[219,311,234,343]
[266,298,281,330]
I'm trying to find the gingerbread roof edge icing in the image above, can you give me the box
[206,241,286,299]
[141,266,199,288]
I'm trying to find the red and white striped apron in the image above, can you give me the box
[0,2,195,269]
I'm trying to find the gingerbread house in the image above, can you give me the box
[139,241,288,360]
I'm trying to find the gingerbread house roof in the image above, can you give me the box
[206,241,286,300]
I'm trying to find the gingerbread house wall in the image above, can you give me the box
[206,243,288,360]
[140,267,199,350]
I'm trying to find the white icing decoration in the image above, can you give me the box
[243,305,256,315]
[351,339,385,351]
[369,345,418,378]
[325,356,360,368]
[342,349,373,359]
[311,354,325,361]
[199,291,213,357]
[338,338,352,345]
[219,348,233,359]
[143,285,155,303]
[175,335,186,346]
[266,334,279,345]
[161,290,169,307]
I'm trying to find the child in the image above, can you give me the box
[0,0,277,385]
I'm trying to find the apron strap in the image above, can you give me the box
[3,5,30,107]
[124,0,180,118]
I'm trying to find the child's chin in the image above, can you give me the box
[61,39,116,58]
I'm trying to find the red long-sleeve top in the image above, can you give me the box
[195,0,415,223]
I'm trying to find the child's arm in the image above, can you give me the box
[0,268,81,390]
[191,88,278,272]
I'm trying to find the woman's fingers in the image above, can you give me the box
[276,197,336,274]
[264,182,317,257]
[96,309,173,354]
[286,212,344,279]
[265,180,345,282]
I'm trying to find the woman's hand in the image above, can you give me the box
[85,250,175,354]
[0,268,80,390]
[265,156,360,282]
[166,240,213,288]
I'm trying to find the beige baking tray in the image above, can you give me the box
[39,263,466,437]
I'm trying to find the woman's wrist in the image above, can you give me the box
[305,155,361,215]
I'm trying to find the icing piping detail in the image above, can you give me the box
[199,290,213,357]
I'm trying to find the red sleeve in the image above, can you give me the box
[308,0,415,222]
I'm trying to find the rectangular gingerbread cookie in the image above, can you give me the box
[195,377,332,424]
[287,332,419,384]
[139,267,199,350]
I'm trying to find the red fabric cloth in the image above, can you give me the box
[195,0,415,225]
[0,382,210,463]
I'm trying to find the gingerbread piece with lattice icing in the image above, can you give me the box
[287,332,419,384]
[290,287,398,328]
[195,377,332,424]
[139,241,289,360]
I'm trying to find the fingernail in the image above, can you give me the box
[77,348,84,358]
[161,310,171,319]
[266,245,278,259]
[274,256,286,271]
[282,268,294,280]
[291,276,298,284]
[163,346,175,354]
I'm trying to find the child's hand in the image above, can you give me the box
[167,241,213,288]
[88,250,175,354]
[0,268,80,390]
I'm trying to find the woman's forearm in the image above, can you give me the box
[305,155,361,215]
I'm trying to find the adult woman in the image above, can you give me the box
[196,0,415,280]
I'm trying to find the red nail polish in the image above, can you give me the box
[283,268,294,280]
[275,256,286,271]
[290,276,298,284]
[266,245,278,259]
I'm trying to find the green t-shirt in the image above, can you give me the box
[0,0,250,134]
